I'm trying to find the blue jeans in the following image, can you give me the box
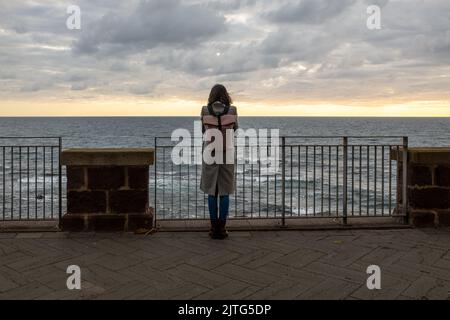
[208,195,229,222]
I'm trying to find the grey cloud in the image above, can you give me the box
[73,0,227,55]
[129,84,152,95]
[12,24,28,34]
[1,2,71,36]
[0,72,17,80]
[260,29,337,63]
[145,41,280,77]
[265,0,356,24]
[1,0,450,104]
[71,83,88,91]
[205,0,258,11]
[109,62,131,72]
[20,83,43,92]
[65,73,90,82]
[363,0,389,8]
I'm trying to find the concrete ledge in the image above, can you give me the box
[61,148,154,166]
[156,217,409,232]
[391,147,450,164]
[0,220,59,233]
[61,211,154,232]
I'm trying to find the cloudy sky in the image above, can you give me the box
[1,0,450,116]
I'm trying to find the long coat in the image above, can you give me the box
[200,103,238,196]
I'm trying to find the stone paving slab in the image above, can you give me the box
[0,228,450,300]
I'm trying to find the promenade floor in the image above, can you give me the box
[1,228,450,299]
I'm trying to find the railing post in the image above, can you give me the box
[154,137,157,228]
[281,136,286,227]
[58,137,62,227]
[402,136,408,224]
[342,137,348,225]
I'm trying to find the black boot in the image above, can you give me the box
[209,220,220,239]
[217,219,229,239]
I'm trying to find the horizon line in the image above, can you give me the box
[2,115,450,118]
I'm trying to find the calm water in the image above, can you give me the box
[1,117,449,219]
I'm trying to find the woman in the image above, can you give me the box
[200,84,238,239]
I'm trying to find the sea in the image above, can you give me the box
[1,117,450,147]
[1,117,450,220]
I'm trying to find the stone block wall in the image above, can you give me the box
[66,166,149,214]
[393,148,450,227]
[60,149,154,231]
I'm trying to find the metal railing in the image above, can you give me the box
[0,137,62,221]
[152,136,408,225]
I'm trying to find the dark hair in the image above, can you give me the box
[208,84,232,106]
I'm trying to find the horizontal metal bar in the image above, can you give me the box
[285,144,401,148]
[155,135,406,139]
[154,144,401,149]
[0,145,60,148]
[277,136,406,139]
[156,214,401,222]
[1,218,59,222]
[0,137,62,140]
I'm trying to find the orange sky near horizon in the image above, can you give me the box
[2,98,450,117]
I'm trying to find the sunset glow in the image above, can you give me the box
[2,99,450,117]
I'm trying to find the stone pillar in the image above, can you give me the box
[392,148,450,227]
[60,148,154,231]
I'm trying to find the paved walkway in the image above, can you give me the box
[1,228,450,300]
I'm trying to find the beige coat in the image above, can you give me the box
[200,102,238,196]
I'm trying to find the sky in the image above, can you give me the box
[0,0,450,116]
